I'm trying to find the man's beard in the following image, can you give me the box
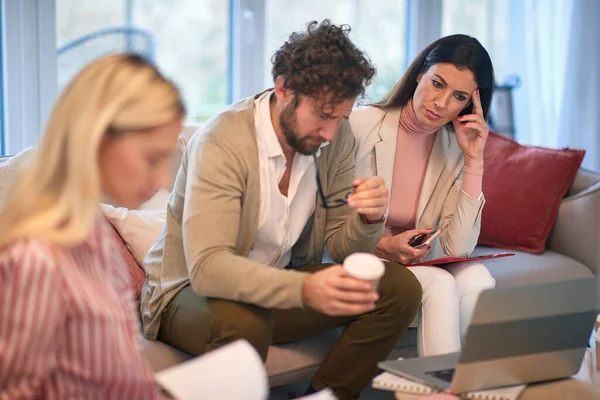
[279,102,321,156]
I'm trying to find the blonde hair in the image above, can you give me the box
[0,53,185,247]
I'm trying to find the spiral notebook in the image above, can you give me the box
[372,372,525,400]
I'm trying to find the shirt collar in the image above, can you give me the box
[256,91,285,159]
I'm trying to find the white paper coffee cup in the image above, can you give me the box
[343,253,385,290]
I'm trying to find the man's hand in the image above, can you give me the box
[347,177,388,222]
[301,265,379,316]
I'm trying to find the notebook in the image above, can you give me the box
[405,252,515,267]
[372,372,525,400]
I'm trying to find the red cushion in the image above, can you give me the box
[105,219,146,300]
[479,132,585,254]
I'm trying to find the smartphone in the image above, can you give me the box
[408,234,427,247]
[409,229,441,248]
[457,100,474,117]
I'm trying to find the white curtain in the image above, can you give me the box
[509,0,573,146]
[556,0,600,171]
[510,0,600,171]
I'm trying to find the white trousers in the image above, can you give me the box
[407,262,496,356]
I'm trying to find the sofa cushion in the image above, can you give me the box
[141,331,339,388]
[101,190,170,300]
[264,331,340,385]
[479,132,584,254]
[142,336,193,372]
[142,327,419,387]
[100,189,169,266]
[105,219,146,300]
[142,331,337,376]
[473,245,594,287]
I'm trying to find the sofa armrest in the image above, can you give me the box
[568,168,600,196]
[547,179,600,275]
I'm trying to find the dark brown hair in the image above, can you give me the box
[271,20,375,110]
[374,34,495,119]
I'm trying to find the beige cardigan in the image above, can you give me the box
[350,106,485,261]
[140,94,384,340]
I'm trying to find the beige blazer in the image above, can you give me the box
[140,94,384,340]
[350,106,485,261]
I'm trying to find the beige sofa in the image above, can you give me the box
[4,132,598,389]
[140,127,600,387]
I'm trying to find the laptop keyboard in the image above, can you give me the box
[425,368,455,382]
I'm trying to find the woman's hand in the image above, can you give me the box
[375,228,432,265]
[453,89,488,169]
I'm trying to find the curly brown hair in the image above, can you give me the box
[271,19,376,110]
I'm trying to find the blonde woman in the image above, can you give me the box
[0,53,185,398]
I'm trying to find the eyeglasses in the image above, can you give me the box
[313,154,354,209]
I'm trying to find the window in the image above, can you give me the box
[441,0,515,137]
[441,0,510,80]
[264,0,408,103]
[55,0,230,123]
[0,5,4,155]
[56,1,407,122]
[0,0,419,155]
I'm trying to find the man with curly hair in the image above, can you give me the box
[141,20,422,399]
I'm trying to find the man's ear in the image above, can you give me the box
[274,76,293,104]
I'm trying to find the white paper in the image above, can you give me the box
[155,340,268,399]
[296,388,338,400]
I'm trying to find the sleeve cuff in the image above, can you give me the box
[351,211,385,243]
[289,271,310,309]
[460,188,484,202]
[359,213,386,225]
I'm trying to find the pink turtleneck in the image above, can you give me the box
[384,100,483,237]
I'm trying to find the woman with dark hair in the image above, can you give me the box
[351,34,496,356]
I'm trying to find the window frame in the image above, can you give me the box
[2,0,57,155]
[1,0,443,154]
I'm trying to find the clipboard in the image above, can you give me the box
[405,251,515,267]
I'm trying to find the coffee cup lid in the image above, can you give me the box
[343,253,384,280]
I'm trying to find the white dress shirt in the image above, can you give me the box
[247,91,327,268]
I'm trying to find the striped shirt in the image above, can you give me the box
[0,217,160,399]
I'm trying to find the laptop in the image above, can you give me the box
[379,276,600,394]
